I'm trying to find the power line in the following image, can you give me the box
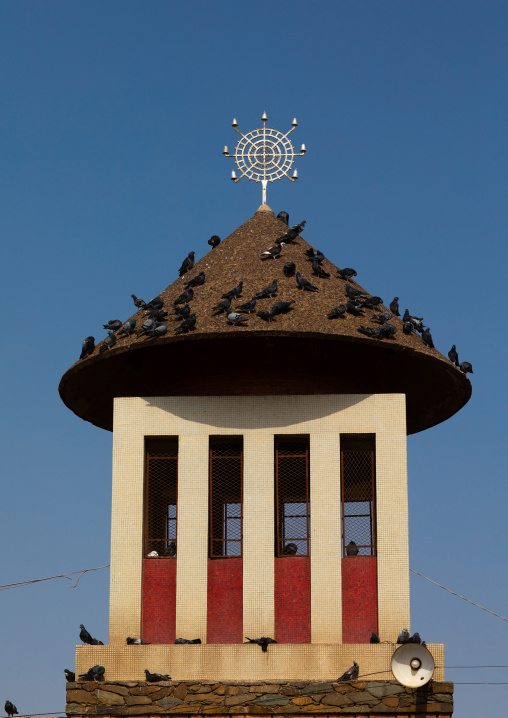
[0,565,110,591]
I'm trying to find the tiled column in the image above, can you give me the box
[243,433,275,638]
[310,433,342,643]
[175,434,209,641]
[109,400,145,643]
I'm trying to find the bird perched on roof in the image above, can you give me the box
[244,637,277,652]
[358,326,383,339]
[312,259,330,278]
[137,319,156,337]
[292,220,306,235]
[174,638,202,644]
[261,243,284,259]
[178,251,195,277]
[397,628,410,644]
[402,309,424,333]
[171,304,191,320]
[208,235,221,249]
[408,632,421,644]
[337,267,357,281]
[212,298,231,315]
[103,319,122,331]
[163,541,177,556]
[328,305,347,319]
[345,541,359,556]
[276,211,289,225]
[255,280,278,299]
[227,312,248,326]
[64,669,75,682]
[173,288,193,305]
[126,637,151,645]
[361,296,383,310]
[370,633,380,644]
[305,248,325,263]
[460,361,473,375]
[184,271,205,289]
[422,327,434,348]
[131,294,145,309]
[337,661,359,682]
[296,272,318,292]
[148,308,168,321]
[403,321,414,335]
[390,297,400,316]
[345,283,368,300]
[379,324,397,340]
[175,314,196,334]
[275,221,306,245]
[257,300,295,322]
[4,702,17,718]
[99,332,117,353]
[235,298,257,314]
[145,669,171,682]
[281,543,298,555]
[79,665,106,682]
[448,345,459,366]
[222,281,243,300]
[80,336,95,359]
[372,312,392,325]
[79,624,94,645]
[118,319,137,337]
[346,300,364,316]
[283,262,296,277]
[143,296,165,311]
[145,322,168,338]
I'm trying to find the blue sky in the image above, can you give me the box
[1,2,507,715]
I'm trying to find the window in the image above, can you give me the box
[144,438,178,557]
[275,436,310,557]
[209,437,243,558]
[341,434,376,557]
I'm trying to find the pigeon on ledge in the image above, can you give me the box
[145,669,171,682]
[244,637,277,652]
[337,661,359,681]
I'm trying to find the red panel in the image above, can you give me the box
[142,559,177,644]
[342,556,378,643]
[274,557,311,643]
[207,558,243,644]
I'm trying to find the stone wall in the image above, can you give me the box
[66,679,453,716]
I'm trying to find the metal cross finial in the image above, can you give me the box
[223,111,307,205]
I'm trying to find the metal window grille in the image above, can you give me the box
[209,437,243,558]
[341,435,376,557]
[275,437,310,557]
[145,438,178,557]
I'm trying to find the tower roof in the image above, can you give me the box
[59,207,471,433]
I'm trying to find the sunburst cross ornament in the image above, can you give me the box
[223,112,307,206]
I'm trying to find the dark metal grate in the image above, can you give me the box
[145,438,178,557]
[341,435,376,557]
[209,438,243,558]
[275,437,310,557]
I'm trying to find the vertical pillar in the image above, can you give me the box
[175,434,209,641]
[310,433,342,643]
[243,433,274,638]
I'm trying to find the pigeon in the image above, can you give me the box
[403,309,424,332]
[255,280,278,299]
[227,312,248,326]
[178,251,195,277]
[390,297,400,316]
[173,288,193,305]
[145,322,168,338]
[305,248,325,263]
[212,298,231,315]
[174,638,201,644]
[235,298,257,314]
[137,319,156,337]
[148,308,168,321]
[79,665,106,682]
[79,624,94,645]
[171,304,191,319]
[244,637,277,652]
[448,345,459,366]
[397,628,410,644]
[422,327,434,348]
[345,541,359,556]
[370,633,380,644]
[361,296,383,310]
[403,321,414,335]
[175,314,196,334]
[261,243,283,259]
[143,296,164,311]
[283,262,296,277]
[222,281,243,300]
[208,235,221,249]
[346,300,364,316]
[64,669,75,682]
[460,361,473,375]
[328,305,347,319]
[103,319,122,331]
[90,638,104,645]
[296,272,318,292]
[408,632,421,644]
[379,324,397,340]
[358,326,383,339]
[337,267,357,281]
[118,319,137,337]
[147,551,159,557]
[257,300,295,322]
[281,543,298,555]
[337,660,359,681]
[126,637,151,645]
[131,294,145,309]
[163,541,177,557]
[184,271,205,289]
[292,220,306,235]
[345,283,368,300]
[276,211,289,225]
[372,312,392,325]
[145,669,171,682]
[312,259,330,278]
[80,336,95,359]
[275,221,306,245]
[4,702,17,718]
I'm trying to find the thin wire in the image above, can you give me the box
[410,568,508,623]
[0,565,110,591]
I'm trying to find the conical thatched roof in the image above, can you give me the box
[59,206,471,433]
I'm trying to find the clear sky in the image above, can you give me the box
[0,1,507,715]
